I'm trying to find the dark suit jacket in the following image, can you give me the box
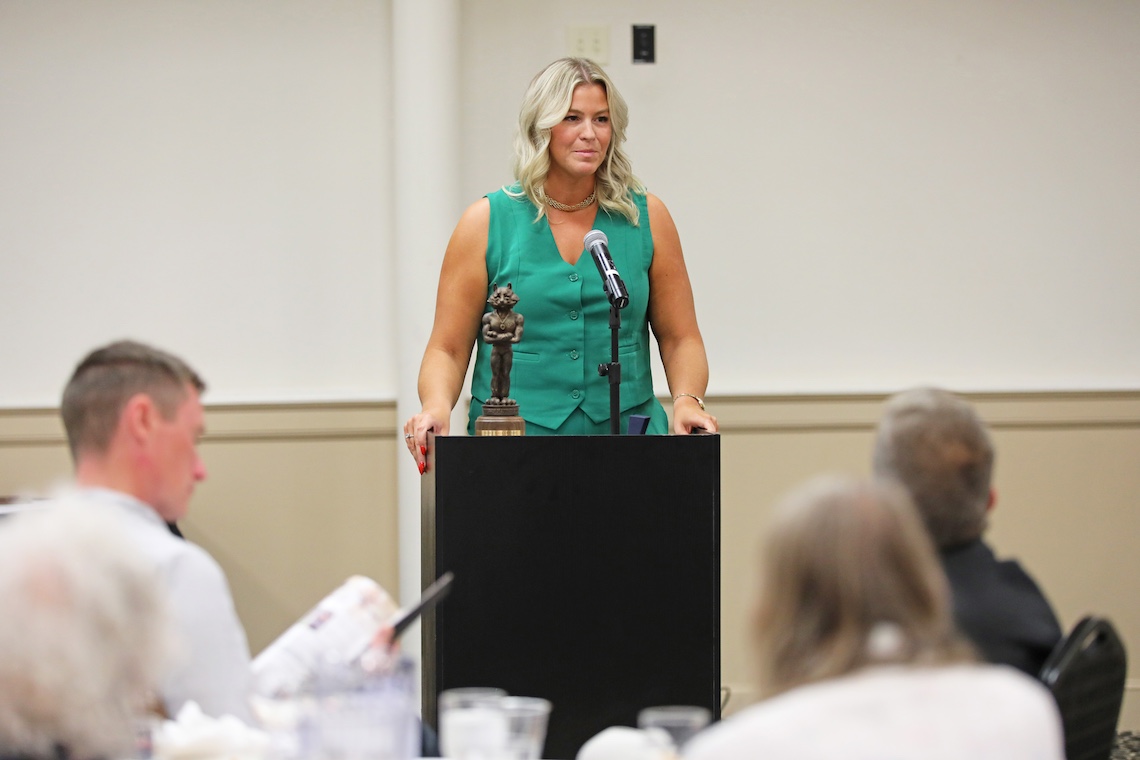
[942,539,1063,677]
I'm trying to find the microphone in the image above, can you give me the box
[583,229,630,309]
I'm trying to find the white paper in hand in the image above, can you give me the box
[250,576,396,698]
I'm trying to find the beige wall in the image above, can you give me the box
[2,391,1137,728]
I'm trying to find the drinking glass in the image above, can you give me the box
[500,697,551,760]
[439,687,509,760]
[637,705,711,751]
[282,655,419,760]
[132,717,159,760]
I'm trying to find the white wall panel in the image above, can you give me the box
[0,1,395,405]
[2,1,1137,406]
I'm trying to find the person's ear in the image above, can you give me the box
[122,393,157,444]
[986,487,997,513]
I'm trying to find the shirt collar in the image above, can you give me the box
[67,486,167,528]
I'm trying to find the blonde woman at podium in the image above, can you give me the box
[403,57,717,469]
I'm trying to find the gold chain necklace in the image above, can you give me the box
[544,190,596,212]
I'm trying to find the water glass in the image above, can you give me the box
[132,717,159,760]
[501,697,551,760]
[279,656,419,760]
[637,705,711,751]
[439,687,509,760]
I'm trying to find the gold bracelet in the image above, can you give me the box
[673,393,705,410]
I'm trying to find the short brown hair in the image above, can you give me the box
[61,340,205,460]
[752,476,973,699]
[872,387,994,547]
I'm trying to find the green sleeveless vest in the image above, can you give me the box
[470,186,657,430]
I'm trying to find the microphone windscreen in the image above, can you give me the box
[584,229,609,249]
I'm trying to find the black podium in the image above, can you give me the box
[421,434,721,759]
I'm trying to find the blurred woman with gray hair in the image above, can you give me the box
[684,476,1063,760]
[0,505,171,760]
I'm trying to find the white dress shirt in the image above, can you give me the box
[684,664,1064,760]
[65,488,255,724]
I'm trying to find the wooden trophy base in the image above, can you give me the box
[475,401,526,436]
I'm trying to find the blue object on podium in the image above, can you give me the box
[626,414,651,435]
[421,434,721,759]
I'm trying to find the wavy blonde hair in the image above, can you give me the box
[752,476,974,700]
[509,57,645,224]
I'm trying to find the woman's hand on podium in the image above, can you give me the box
[403,408,449,474]
[672,395,718,435]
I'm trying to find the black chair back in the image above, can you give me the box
[1039,615,1128,760]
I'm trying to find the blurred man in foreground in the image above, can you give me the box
[57,339,254,721]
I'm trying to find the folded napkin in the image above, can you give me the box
[576,727,675,760]
[154,702,270,760]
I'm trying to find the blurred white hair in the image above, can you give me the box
[0,503,172,759]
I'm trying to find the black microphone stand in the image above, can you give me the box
[598,303,623,435]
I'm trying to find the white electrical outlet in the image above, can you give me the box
[566,25,610,65]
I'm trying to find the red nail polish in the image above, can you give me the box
[420,446,427,456]
[418,461,426,475]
